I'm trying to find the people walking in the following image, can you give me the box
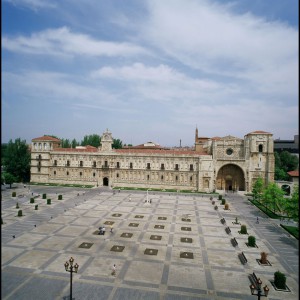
[256,217,259,224]
[102,226,106,235]
[110,225,113,233]
[112,264,116,276]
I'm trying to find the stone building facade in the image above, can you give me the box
[30,129,275,193]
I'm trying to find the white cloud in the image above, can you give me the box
[2,27,147,58]
[3,0,56,10]
[141,0,298,95]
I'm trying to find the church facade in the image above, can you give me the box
[30,129,275,193]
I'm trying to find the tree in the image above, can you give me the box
[81,134,101,148]
[61,138,71,148]
[3,138,31,182]
[3,173,18,188]
[71,138,79,148]
[112,138,123,149]
[252,177,264,202]
[283,185,299,224]
[275,151,299,180]
[262,182,285,214]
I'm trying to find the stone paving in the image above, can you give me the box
[1,184,299,300]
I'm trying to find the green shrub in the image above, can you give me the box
[218,195,222,200]
[47,199,51,205]
[12,192,16,197]
[221,199,226,205]
[240,224,247,234]
[42,193,47,199]
[16,203,19,209]
[17,210,23,217]
[274,271,286,289]
[248,235,256,247]
[35,205,38,210]
[30,198,35,203]
[224,203,229,210]
[58,194,63,200]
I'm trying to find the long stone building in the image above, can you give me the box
[30,129,275,193]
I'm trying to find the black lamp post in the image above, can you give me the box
[64,257,79,300]
[250,278,269,299]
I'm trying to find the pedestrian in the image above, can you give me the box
[256,217,259,224]
[102,226,106,235]
[110,225,113,233]
[112,264,116,276]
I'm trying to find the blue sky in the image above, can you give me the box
[2,0,298,146]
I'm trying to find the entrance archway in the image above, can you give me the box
[216,164,245,191]
[103,177,109,186]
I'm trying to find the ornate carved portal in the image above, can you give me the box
[216,164,245,191]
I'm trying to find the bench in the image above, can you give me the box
[220,218,226,224]
[225,227,231,234]
[248,272,261,288]
[239,252,247,265]
[231,237,238,247]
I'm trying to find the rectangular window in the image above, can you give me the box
[147,174,150,180]
[80,172,82,176]
[190,164,193,171]
[67,160,70,166]
[105,160,108,167]
[147,163,151,170]
[130,162,133,169]
[54,160,57,166]
[117,162,120,168]
[54,171,56,175]
[38,167,41,172]
[93,172,96,177]
[93,161,96,167]
[175,164,179,170]
[161,163,165,170]
[80,161,83,167]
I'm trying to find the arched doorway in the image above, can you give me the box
[216,164,245,191]
[103,177,109,186]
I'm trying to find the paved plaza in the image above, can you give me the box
[1,185,299,300]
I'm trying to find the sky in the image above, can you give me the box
[2,0,299,147]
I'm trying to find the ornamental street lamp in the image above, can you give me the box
[249,277,269,300]
[64,257,79,300]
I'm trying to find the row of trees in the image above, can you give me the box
[252,177,299,223]
[45,134,123,149]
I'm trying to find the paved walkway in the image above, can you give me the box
[1,185,298,300]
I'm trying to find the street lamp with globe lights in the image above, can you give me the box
[64,257,79,300]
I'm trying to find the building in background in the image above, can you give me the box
[274,135,299,154]
[30,128,275,193]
